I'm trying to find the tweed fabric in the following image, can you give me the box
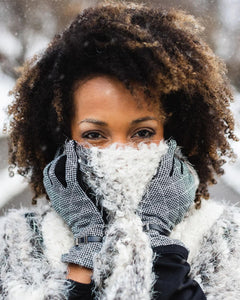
[139,139,199,248]
[43,140,105,269]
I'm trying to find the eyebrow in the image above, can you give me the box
[78,116,158,126]
[131,116,158,125]
[78,119,107,126]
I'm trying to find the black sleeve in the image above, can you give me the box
[67,279,95,300]
[67,245,206,300]
[152,244,206,300]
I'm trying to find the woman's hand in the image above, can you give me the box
[43,140,105,270]
[139,139,198,249]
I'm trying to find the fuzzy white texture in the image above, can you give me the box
[1,197,240,298]
[81,141,168,300]
[41,209,74,271]
[188,200,240,299]
[171,199,224,263]
[0,205,69,300]
[82,141,168,213]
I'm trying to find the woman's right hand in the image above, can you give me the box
[43,140,105,270]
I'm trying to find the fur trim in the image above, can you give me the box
[1,198,240,299]
[171,199,224,262]
[0,205,69,300]
[189,201,240,299]
[41,209,73,272]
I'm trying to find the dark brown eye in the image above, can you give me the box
[82,131,105,140]
[132,129,155,138]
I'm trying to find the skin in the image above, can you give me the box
[71,75,164,147]
[68,75,164,283]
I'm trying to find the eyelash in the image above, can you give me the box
[81,129,156,140]
[82,131,106,140]
[132,129,156,139]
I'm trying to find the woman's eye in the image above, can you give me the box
[132,129,155,139]
[82,131,105,140]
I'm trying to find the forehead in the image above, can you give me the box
[72,75,158,113]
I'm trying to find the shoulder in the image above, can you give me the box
[0,201,73,299]
[0,203,50,257]
[0,200,74,265]
[172,199,240,298]
[171,199,230,260]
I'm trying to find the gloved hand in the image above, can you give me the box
[43,140,105,269]
[139,139,199,249]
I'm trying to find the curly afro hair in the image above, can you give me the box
[8,1,238,207]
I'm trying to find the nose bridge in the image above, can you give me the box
[111,131,129,146]
[112,136,128,145]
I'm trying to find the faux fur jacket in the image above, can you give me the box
[0,198,240,300]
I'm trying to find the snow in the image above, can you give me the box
[0,72,30,210]
[0,167,28,209]
[0,72,14,137]
[214,0,240,61]
[0,33,50,137]
[0,0,239,210]
[219,0,240,31]
[221,92,240,194]
[24,33,49,60]
[0,23,23,58]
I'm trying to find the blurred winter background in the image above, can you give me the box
[0,0,239,215]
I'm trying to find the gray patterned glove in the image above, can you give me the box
[43,140,105,269]
[139,139,199,249]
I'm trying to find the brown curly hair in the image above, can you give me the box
[8,1,238,207]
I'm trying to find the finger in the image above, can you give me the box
[157,139,177,175]
[43,154,66,187]
[169,157,175,177]
[64,139,79,184]
[166,138,177,156]
[169,156,183,177]
[43,162,53,186]
[183,160,200,189]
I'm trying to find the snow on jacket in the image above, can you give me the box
[0,198,240,300]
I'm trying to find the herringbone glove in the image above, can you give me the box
[139,139,199,249]
[43,140,105,269]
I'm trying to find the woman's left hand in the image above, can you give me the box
[139,139,198,250]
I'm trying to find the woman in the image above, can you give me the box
[1,1,239,299]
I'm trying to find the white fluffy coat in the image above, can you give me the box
[0,198,240,299]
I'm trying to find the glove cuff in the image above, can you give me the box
[62,241,102,269]
[153,244,189,259]
[73,224,105,239]
[149,234,186,249]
